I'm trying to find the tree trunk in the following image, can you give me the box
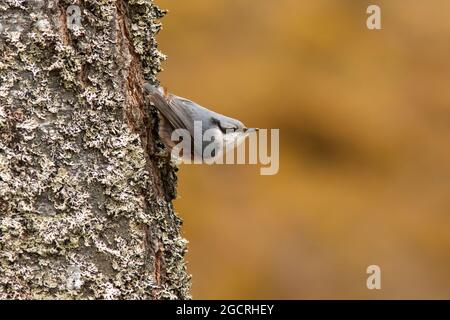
[0,0,190,299]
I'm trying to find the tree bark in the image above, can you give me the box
[0,0,190,299]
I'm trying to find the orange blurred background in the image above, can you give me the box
[157,0,450,299]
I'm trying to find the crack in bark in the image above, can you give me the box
[154,247,162,286]
[115,0,173,298]
[58,3,71,46]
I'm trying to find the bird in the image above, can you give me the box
[143,83,258,162]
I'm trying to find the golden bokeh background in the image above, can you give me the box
[157,0,450,299]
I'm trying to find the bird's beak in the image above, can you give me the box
[244,128,259,133]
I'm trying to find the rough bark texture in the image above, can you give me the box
[0,0,190,299]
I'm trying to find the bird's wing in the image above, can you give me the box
[145,84,194,132]
[165,95,198,134]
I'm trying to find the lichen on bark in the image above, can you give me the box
[0,0,190,299]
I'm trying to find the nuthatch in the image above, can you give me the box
[144,83,257,161]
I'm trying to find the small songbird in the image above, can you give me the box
[144,83,257,161]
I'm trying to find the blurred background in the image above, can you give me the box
[157,0,450,299]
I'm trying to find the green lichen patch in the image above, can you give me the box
[0,0,190,299]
